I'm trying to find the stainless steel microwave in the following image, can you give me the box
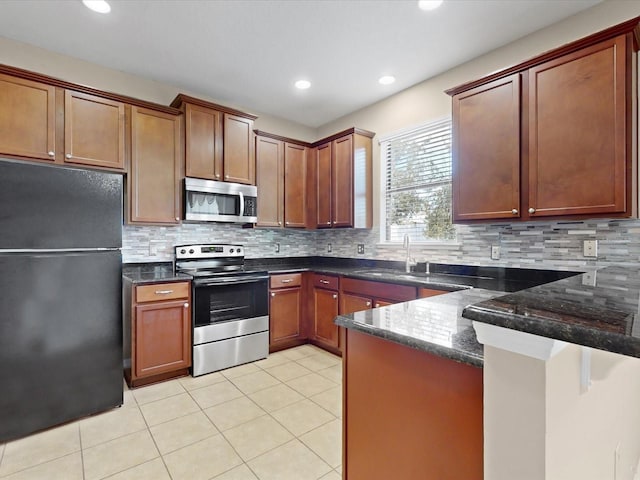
[184,178,257,223]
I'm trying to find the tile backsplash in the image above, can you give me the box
[123,219,640,271]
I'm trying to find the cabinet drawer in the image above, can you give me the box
[136,282,190,303]
[313,274,339,290]
[341,277,416,302]
[270,273,302,289]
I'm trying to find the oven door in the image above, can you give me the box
[192,273,268,328]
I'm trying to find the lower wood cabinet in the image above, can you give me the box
[269,273,306,351]
[310,274,340,354]
[124,281,191,387]
[340,277,418,314]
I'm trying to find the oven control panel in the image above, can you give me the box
[175,244,243,260]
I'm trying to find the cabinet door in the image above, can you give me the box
[340,292,372,315]
[373,300,393,308]
[452,74,521,221]
[332,135,354,227]
[64,90,125,170]
[314,287,339,349]
[0,73,56,161]
[134,299,191,378]
[185,103,223,180]
[129,107,181,224]
[223,113,255,184]
[316,142,332,228]
[528,35,628,218]
[418,288,447,299]
[284,142,306,228]
[255,136,283,227]
[269,288,302,345]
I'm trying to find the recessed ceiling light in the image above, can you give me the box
[418,0,443,11]
[82,0,111,14]
[379,75,396,85]
[295,80,311,90]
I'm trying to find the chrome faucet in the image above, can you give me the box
[403,234,417,273]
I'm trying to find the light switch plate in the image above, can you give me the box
[275,242,280,253]
[583,240,597,258]
[491,245,500,260]
[357,244,365,254]
[327,243,332,253]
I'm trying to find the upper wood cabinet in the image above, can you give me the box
[183,103,223,180]
[527,36,629,218]
[128,106,182,225]
[312,129,374,229]
[452,74,521,221]
[172,94,257,185]
[255,135,284,227]
[254,131,308,228]
[315,142,332,227]
[0,73,56,162]
[448,20,639,223]
[64,90,125,170]
[284,142,307,228]
[0,72,125,171]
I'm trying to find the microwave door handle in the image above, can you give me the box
[239,191,245,217]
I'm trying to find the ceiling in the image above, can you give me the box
[0,0,602,128]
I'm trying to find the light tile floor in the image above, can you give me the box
[0,345,343,480]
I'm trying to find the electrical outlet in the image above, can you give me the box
[275,242,280,253]
[582,270,597,287]
[491,245,500,260]
[327,243,332,253]
[583,240,598,258]
[357,244,365,254]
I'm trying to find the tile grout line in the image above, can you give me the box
[78,422,86,480]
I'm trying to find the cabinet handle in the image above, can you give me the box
[175,217,180,221]
[48,151,55,157]
[65,153,72,159]
[366,301,371,307]
[326,222,331,225]
[271,292,276,297]
[375,303,380,308]
[528,207,536,214]
[511,209,518,215]
[281,279,292,283]
[155,290,174,295]
[278,221,282,225]
[320,280,329,284]
[225,174,229,179]
[332,294,337,299]
[183,303,189,308]
[215,174,220,178]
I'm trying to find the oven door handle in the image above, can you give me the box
[194,275,268,287]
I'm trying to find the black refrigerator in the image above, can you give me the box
[0,159,123,442]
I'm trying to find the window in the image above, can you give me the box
[381,118,454,243]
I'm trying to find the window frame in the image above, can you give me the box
[379,117,457,245]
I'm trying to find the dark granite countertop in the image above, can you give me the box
[245,257,578,293]
[463,266,640,359]
[335,289,505,367]
[123,263,191,284]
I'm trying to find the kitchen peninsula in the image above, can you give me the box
[336,266,640,480]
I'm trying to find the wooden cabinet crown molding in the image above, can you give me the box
[170,93,258,120]
[445,16,640,96]
[0,64,181,115]
[312,127,375,147]
[253,129,312,147]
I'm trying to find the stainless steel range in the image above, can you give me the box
[174,244,269,376]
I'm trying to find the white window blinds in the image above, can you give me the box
[381,118,455,242]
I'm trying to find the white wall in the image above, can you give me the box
[484,343,640,480]
[0,35,317,142]
[316,0,640,227]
